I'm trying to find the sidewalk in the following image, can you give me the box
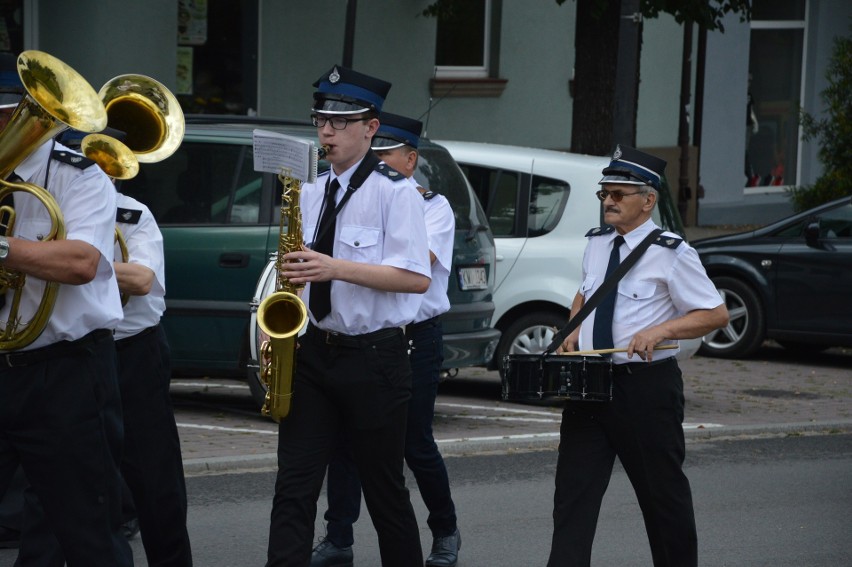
[176,343,851,475]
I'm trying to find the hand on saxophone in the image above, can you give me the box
[280,246,337,285]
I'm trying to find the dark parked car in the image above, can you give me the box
[693,196,852,358]
[120,116,500,404]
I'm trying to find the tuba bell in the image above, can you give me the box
[0,50,107,349]
[98,74,184,163]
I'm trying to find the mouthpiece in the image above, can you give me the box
[317,145,330,160]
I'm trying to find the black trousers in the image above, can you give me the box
[547,358,698,567]
[266,325,423,567]
[13,325,192,567]
[322,318,457,547]
[0,330,132,567]
[115,324,192,566]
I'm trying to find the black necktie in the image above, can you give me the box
[592,235,625,350]
[309,178,340,322]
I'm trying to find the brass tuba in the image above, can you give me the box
[85,75,184,306]
[255,146,328,422]
[80,133,138,306]
[0,50,107,349]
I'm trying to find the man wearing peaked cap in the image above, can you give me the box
[312,64,391,115]
[546,144,729,566]
[266,67,431,567]
[312,111,463,567]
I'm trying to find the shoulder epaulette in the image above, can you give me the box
[116,207,143,225]
[422,190,440,201]
[375,162,407,182]
[316,163,331,177]
[652,234,683,249]
[51,150,96,170]
[585,225,615,237]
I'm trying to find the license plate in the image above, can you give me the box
[458,266,487,290]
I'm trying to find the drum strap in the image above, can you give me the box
[544,228,664,354]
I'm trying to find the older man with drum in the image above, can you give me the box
[547,145,728,567]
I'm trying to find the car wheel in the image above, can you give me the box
[497,311,565,377]
[699,276,765,358]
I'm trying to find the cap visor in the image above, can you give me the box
[371,137,405,150]
[598,174,646,186]
[312,99,370,114]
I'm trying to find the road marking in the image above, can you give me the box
[177,423,277,434]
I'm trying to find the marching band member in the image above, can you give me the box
[312,113,461,567]
[266,65,430,567]
[0,52,131,567]
[548,145,728,567]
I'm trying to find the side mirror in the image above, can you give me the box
[804,220,821,248]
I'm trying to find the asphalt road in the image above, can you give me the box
[169,342,851,474]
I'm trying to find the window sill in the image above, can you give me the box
[429,78,508,98]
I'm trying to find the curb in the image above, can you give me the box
[181,419,852,476]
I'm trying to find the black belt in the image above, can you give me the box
[406,316,441,337]
[115,324,159,350]
[1,329,112,369]
[611,356,677,376]
[306,324,403,348]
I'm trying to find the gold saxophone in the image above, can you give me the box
[255,145,328,422]
[0,50,107,349]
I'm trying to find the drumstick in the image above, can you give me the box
[554,345,679,356]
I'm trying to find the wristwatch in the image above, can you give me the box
[0,236,9,263]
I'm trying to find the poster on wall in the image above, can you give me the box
[178,0,208,46]
[176,46,194,95]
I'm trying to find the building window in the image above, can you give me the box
[434,0,490,79]
[429,0,506,98]
[745,0,806,188]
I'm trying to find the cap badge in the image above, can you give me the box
[613,145,622,160]
[329,67,340,84]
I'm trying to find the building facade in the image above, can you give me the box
[3,0,848,225]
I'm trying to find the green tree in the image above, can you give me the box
[788,28,852,212]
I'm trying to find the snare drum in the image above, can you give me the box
[502,354,613,402]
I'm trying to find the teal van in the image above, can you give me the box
[121,117,500,405]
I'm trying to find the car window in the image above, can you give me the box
[763,202,852,239]
[817,203,852,238]
[123,140,263,225]
[529,175,569,237]
[457,164,519,237]
[415,145,479,231]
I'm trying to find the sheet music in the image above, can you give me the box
[252,129,319,182]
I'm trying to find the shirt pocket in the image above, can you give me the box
[615,278,657,324]
[580,275,597,298]
[13,218,54,242]
[339,225,381,264]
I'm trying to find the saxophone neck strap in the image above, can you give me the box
[544,228,664,355]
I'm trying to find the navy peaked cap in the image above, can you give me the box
[599,144,666,190]
[371,112,423,150]
[312,65,391,115]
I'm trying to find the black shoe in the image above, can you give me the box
[310,537,353,567]
[425,528,461,567]
[0,525,20,549]
[121,517,140,540]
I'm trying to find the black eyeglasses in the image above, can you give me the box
[596,189,645,203]
[311,114,368,130]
